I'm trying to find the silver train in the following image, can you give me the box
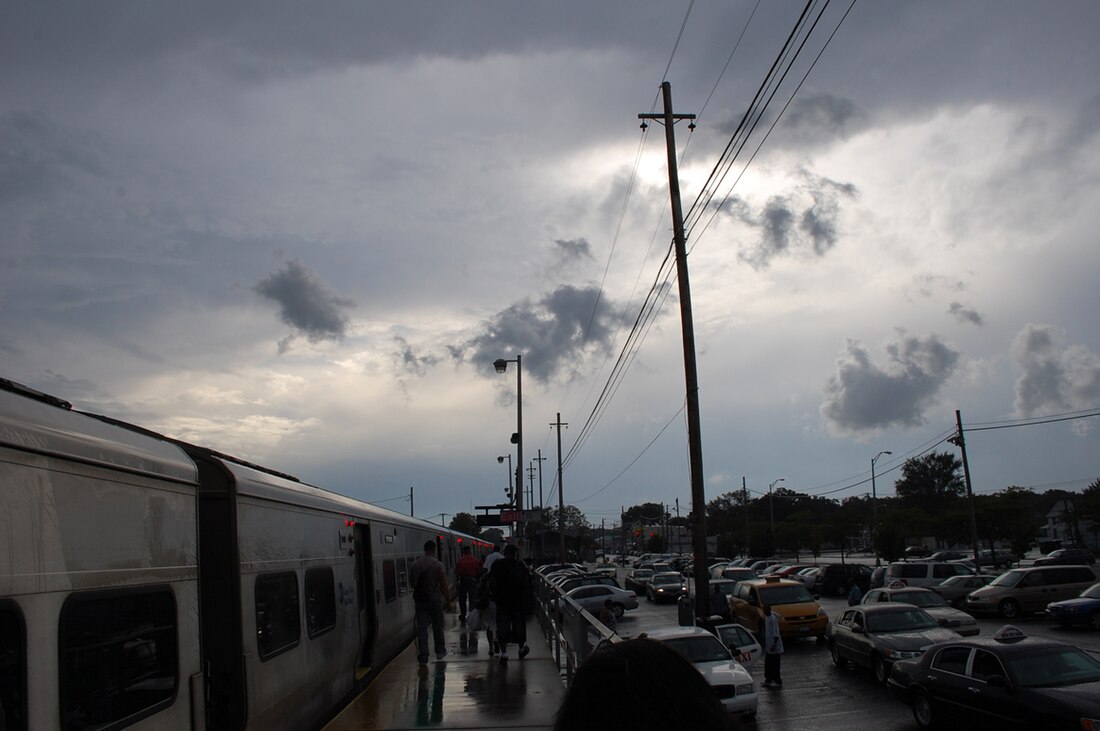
[0,378,489,730]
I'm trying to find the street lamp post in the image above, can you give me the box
[768,478,784,545]
[497,454,513,502]
[494,356,523,546]
[871,450,892,566]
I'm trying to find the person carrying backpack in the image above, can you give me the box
[489,544,531,663]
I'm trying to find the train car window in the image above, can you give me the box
[382,560,397,603]
[397,557,409,597]
[58,588,177,730]
[255,573,300,660]
[305,567,336,638]
[1,600,27,731]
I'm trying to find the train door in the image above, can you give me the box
[353,524,377,671]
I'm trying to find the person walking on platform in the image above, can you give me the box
[483,544,504,573]
[410,540,454,667]
[489,543,531,663]
[762,603,784,688]
[455,544,480,622]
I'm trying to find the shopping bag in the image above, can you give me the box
[466,608,483,631]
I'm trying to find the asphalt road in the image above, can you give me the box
[605,567,1100,730]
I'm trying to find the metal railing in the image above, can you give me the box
[532,573,619,685]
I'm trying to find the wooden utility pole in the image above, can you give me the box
[552,413,569,563]
[640,82,709,619]
[950,409,982,571]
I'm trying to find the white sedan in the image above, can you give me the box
[644,626,758,720]
[564,584,638,617]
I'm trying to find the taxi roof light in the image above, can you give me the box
[992,625,1027,643]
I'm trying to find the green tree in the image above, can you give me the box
[544,504,590,532]
[449,512,480,537]
[894,452,965,503]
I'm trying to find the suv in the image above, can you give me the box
[885,561,974,588]
[729,577,828,639]
[1033,547,1095,566]
[812,563,873,597]
[965,565,1098,619]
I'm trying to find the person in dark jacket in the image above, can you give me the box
[489,543,530,663]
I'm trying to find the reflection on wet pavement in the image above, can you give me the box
[325,614,563,730]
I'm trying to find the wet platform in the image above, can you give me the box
[324,614,566,730]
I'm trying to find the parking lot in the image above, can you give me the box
[599,563,1100,729]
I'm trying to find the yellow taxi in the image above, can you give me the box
[729,576,829,640]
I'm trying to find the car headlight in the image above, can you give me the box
[736,682,755,695]
[817,607,828,617]
[882,648,922,660]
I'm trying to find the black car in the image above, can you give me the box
[889,626,1100,729]
[826,603,959,684]
[646,571,687,603]
[1034,547,1096,566]
[813,563,873,597]
[928,550,968,562]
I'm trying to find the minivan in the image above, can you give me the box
[885,561,974,588]
[964,565,1098,619]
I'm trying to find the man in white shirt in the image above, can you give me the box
[762,603,784,688]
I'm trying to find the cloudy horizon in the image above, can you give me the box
[2,1,1098,529]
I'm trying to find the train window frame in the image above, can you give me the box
[397,557,409,597]
[58,586,178,730]
[255,572,301,661]
[304,567,336,639]
[1,599,27,731]
[382,559,398,603]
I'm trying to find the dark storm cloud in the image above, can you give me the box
[734,173,856,268]
[774,93,868,148]
[453,284,617,383]
[394,336,439,378]
[1012,324,1100,421]
[822,333,960,433]
[254,261,354,351]
[948,302,984,326]
[553,238,594,265]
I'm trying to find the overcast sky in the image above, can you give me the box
[3,1,1098,532]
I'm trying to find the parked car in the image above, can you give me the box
[869,566,886,590]
[625,568,655,593]
[930,574,996,608]
[889,625,1100,730]
[647,571,688,603]
[645,626,758,720]
[710,564,760,584]
[1033,547,1096,566]
[966,565,1098,619]
[928,550,968,562]
[904,545,932,558]
[813,563,874,597]
[885,560,974,588]
[729,577,828,640]
[863,586,979,636]
[711,623,762,667]
[976,548,1020,569]
[557,574,621,594]
[826,603,960,684]
[564,584,638,618]
[1045,582,1100,629]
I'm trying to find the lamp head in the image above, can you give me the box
[497,456,504,464]
[493,358,508,373]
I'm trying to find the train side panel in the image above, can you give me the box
[0,388,202,731]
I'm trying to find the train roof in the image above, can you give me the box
[0,378,197,484]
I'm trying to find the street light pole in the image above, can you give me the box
[871,450,892,566]
[768,478,784,545]
[494,356,523,548]
[497,454,513,502]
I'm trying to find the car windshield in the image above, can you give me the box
[653,574,681,586]
[940,576,965,587]
[712,582,736,597]
[1081,583,1100,600]
[1007,647,1100,688]
[634,569,653,578]
[760,585,815,605]
[866,608,939,633]
[664,636,733,664]
[990,570,1025,588]
[893,591,947,608]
